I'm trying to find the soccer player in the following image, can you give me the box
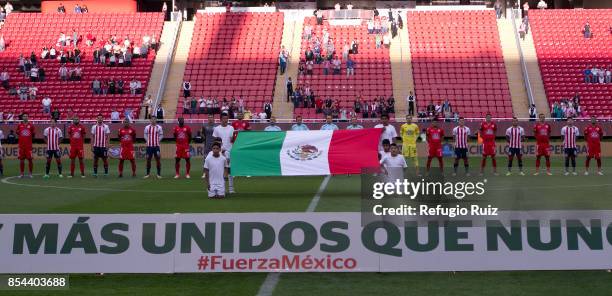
[425,120,444,175]
[380,143,408,182]
[505,117,525,176]
[399,115,420,175]
[17,113,35,178]
[118,118,137,178]
[479,113,498,176]
[452,117,471,176]
[584,115,604,175]
[43,119,63,178]
[144,116,163,179]
[174,117,192,179]
[67,117,86,178]
[213,113,235,193]
[91,114,111,177]
[231,112,251,143]
[0,128,4,176]
[533,113,552,175]
[561,117,580,176]
[204,142,229,199]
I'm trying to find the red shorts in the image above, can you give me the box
[69,147,84,159]
[18,147,32,160]
[176,145,191,159]
[536,144,550,157]
[121,148,135,160]
[482,143,496,156]
[587,145,601,158]
[428,145,442,158]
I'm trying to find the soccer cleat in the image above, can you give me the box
[174,175,180,179]
[597,171,604,176]
[229,189,236,194]
[92,173,98,178]
[185,174,191,179]
[58,174,64,178]
[493,172,499,176]
[28,175,33,178]
[519,172,525,176]
[546,172,552,176]
[143,175,150,179]
[505,172,512,176]
[118,174,123,178]
[67,175,73,179]
[201,173,206,179]
[564,172,570,176]
[81,175,86,178]
[533,172,539,176]
[584,171,589,176]
[43,174,50,179]
[132,174,137,178]
[572,172,578,176]
[19,175,24,179]
[156,175,163,179]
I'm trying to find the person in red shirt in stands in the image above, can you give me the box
[174,117,192,179]
[231,112,251,143]
[16,113,35,178]
[584,115,604,175]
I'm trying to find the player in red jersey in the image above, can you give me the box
[118,118,137,178]
[584,115,604,175]
[67,117,87,178]
[425,120,444,175]
[231,112,251,143]
[16,113,35,178]
[479,113,498,176]
[173,117,192,179]
[533,113,552,175]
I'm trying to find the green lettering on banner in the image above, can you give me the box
[13,224,58,254]
[239,222,275,253]
[221,222,235,253]
[486,220,522,251]
[142,223,176,254]
[404,221,439,252]
[180,223,216,253]
[527,220,561,251]
[320,221,349,253]
[444,221,474,251]
[278,221,317,253]
[100,223,130,254]
[567,219,603,250]
[61,217,98,254]
[361,221,401,257]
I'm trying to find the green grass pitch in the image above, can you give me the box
[1,157,611,296]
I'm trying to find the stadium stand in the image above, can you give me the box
[178,12,283,119]
[529,9,612,117]
[407,10,513,118]
[294,16,393,119]
[0,12,164,119]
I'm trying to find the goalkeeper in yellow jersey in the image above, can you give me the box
[399,115,421,175]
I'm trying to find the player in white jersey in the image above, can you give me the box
[212,113,235,193]
[143,116,164,179]
[0,128,4,176]
[91,114,111,177]
[43,118,64,178]
[561,117,580,175]
[505,117,525,176]
[380,143,408,183]
[204,142,229,198]
[452,117,471,176]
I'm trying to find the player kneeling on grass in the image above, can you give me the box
[118,118,137,178]
[174,117,192,179]
[204,142,228,199]
[584,116,604,176]
[43,118,63,178]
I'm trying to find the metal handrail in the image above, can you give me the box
[509,8,535,107]
[150,16,183,117]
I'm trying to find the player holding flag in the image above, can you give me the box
[174,117,192,179]
[505,117,525,176]
[533,113,552,175]
[479,114,498,176]
[399,115,420,175]
[452,117,471,176]
[118,118,137,178]
[67,117,86,178]
[43,118,63,178]
[561,117,579,176]
[144,116,163,179]
[584,116,604,175]
[425,120,444,175]
[91,114,111,177]
[17,113,35,178]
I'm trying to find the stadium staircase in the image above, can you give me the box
[272,12,304,119]
[389,10,413,119]
[407,10,513,118]
[496,17,530,117]
[177,12,284,119]
[143,20,180,119]
[0,13,164,119]
[529,9,612,117]
[160,20,194,119]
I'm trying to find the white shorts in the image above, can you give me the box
[208,184,225,197]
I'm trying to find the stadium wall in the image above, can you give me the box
[40,0,137,13]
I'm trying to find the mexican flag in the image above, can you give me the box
[231,129,382,176]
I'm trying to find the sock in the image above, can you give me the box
[453,159,459,173]
[545,156,551,171]
[0,160,3,175]
[79,158,85,175]
[596,158,602,170]
[463,158,469,173]
[46,159,51,175]
[517,156,523,170]
[480,158,486,171]
[426,157,432,171]
[586,157,591,169]
[103,158,109,174]
[175,158,180,175]
[437,157,444,172]
[119,159,124,175]
[228,175,234,190]
[564,157,569,171]
[535,156,541,171]
[146,157,152,175]
[131,160,137,175]
[56,159,62,175]
[93,157,99,174]
[186,159,191,175]
[492,158,497,171]
[19,159,24,175]
[156,156,161,175]
[571,157,576,171]
[70,159,75,175]
[508,156,514,171]
[28,159,33,174]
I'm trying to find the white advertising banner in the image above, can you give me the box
[1,212,612,273]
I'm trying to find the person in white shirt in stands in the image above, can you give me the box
[204,142,229,199]
[58,64,68,81]
[380,143,407,183]
[212,113,235,193]
[110,109,120,123]
[334,3,341,10]
[537,0,548,9]
[347,3,353,10]
[606,69,612,83]
[264,116,282,131]
[42,96,52,114]
[4,1,13,15]
[374,114,398,151]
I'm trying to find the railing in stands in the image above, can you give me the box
[150,16,182,118]
[509,7,536,107]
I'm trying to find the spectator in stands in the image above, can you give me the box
[0,68,8,89]
[583,21,592,38]
[86,32,95,46]
[494,1,503,19]
[383,34,391,48]
[291,115,309,131]
[92,78,102,94]
[190,97,198,114]
[442,99,452,119]
[74,4,82,14]
[70,65,81,81]
[264,101,272,119]
[51,108,61,120]
[183,99,190,114]
[18,83,27,101]
[537,0,547,9]
[321,115,339,130]
[57,3,66,13]
[49,47,56,59]
[4,1,12,15]
[74,48,81,63]
[58,64,68,81]
[143,95,153,119]
[0,8,5,23]
[41,47,49,59]
[156,105,165,121]
[57,32,67,47]
[108,53,117,67]
[110,109,120,123]
[151,34,159,52]
[522,1,529,17]
[591,66,599,83]
[346,116,363,129]
[584,68,592,83]
[41,96,51,114]
[29,65,39,82]
[108,79,116,94]
[116,79,125,94]
[519,21,527,40]
[305,46,314,62]
[182,81,191,97]
[124,51,133,66]
[606,68,612,83]
[346,56,355,76]
[129,79,139,95]
[0,34,5,52]
[92,47,101,64]
[304,25,312,40]
[332,56,341,75]
[528,104,537,121]
[286,77,293,102]
[598,68,606,84]
[387,96,395,114]
[367,20,374,34]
